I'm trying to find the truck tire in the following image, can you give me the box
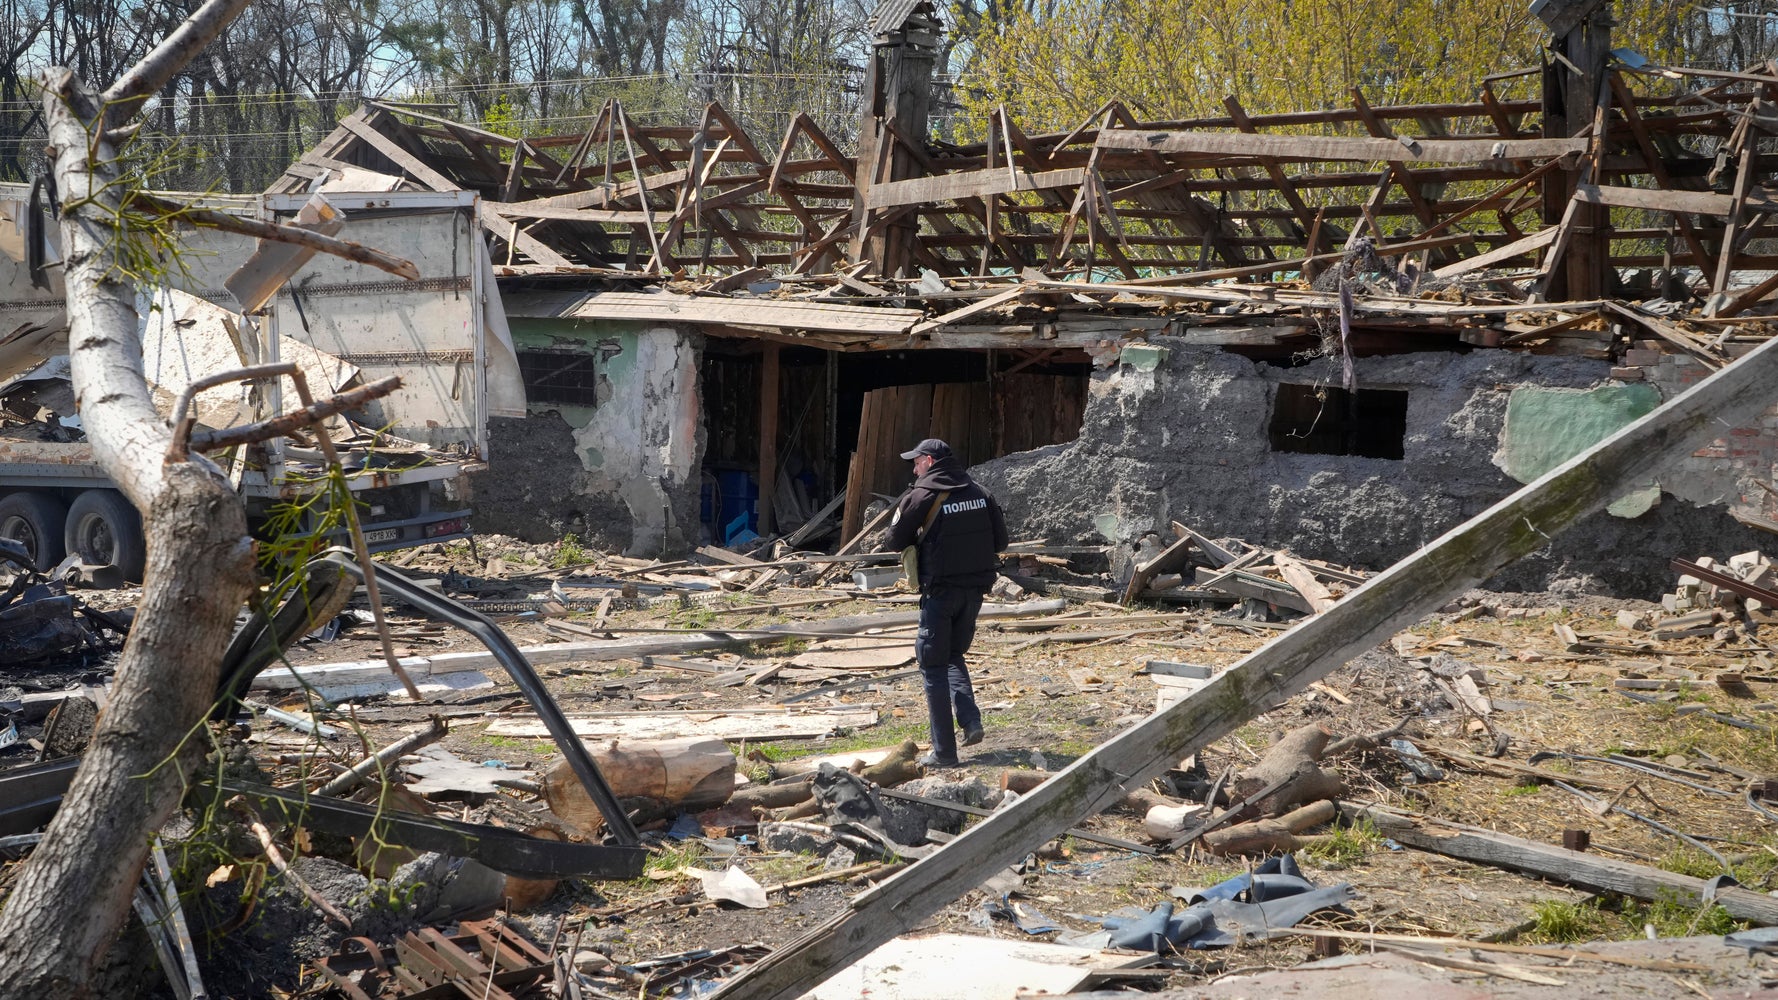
[0,491,68,570]
[65,489,146,582]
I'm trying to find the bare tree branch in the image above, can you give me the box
[101,0,253,128]
[185,375,403,453]
[131,193,421,282]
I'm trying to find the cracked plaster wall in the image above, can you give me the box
[972,338,1765,598]
[469,320,704,556]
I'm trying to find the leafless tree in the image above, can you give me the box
[0,1,334,995]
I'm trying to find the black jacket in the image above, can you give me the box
[883,456,1008,591]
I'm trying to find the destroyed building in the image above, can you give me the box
[17,2,1778,999]
[95,2,1735,598]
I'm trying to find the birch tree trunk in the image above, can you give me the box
[0,1,257,995]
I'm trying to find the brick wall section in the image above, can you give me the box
[1629,353,1778,520]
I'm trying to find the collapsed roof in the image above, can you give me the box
[260,54,1778,363]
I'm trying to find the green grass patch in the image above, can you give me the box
[1634,890,1744,937]
[1525,898,1607,944]
[476,734,556,754]
[1305,816,1382,869]
[1499,780,1544,798]
[551,533,586,568]
[1659,847,1728,880]
[641,840,707,882]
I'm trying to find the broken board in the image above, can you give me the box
[403,745,513,799]
[798,933,1148,1000]
[484,707,878,742]
[788,637,915,670]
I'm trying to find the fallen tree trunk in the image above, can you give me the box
[1227,723,1344,819]
[708,317,1778,1000]
[541,738,737,835]
[1204,799,1337,855]
[1344,803,1778,924]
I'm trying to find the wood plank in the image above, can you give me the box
[1171,522,1236,566]
[1347,804,1778,924]
[506,290,921,336]
[339,114,460,191]
[1191,567,1315,614]
[1121,532,1198,604]
[521,167,693,211]
[485,707,879,741]
[484,202,653,225]
[707,319,1778,1000]
[910,286,1029,334]
[1275,553,1337,613]
[869,167,1087,209]
[1096,130,1587,164]
[1574,183,1778,218]
[1431,226,1557,278]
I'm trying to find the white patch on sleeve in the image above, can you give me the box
[891,507,902,526]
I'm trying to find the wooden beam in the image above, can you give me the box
[869,167,1087,210]
[1608,71,1721,283]
[909,285,1029,335]
[1348,803,1778,924]
[339,113,459,192]
[1096,130,1587,164]
[1224,96,1323,248]
[1349,89,1441,236]
[509,290,922,336]
[1574,182,1777,217]
[485,203,653,225]
[1431,226,1557,278]
[707,322,1778,1000]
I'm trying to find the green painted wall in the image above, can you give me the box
[1498,383,1663,516]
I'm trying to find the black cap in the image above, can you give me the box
[899,438,953,461]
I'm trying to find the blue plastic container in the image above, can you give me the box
[715,470,758,541]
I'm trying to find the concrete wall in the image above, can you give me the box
[973,338,1766,598]
[1626,351,1778,514]
[468,319,704,556]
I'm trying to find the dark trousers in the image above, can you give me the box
[915,584,984,760]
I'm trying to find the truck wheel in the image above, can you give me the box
[0,492,68,570]
[65,489,146,582]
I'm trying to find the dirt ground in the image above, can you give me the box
[8,533,1778,997]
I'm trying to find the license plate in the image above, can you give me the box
[363,528,400,544]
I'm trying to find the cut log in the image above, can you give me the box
[1228,724,1345,818]
[542,737,737,835]
[1000,769,1182,816]
[1204,799,1337,855]
[730,741,923,815]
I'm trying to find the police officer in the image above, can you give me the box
[883,438,1008,768]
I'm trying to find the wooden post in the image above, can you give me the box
[1536,0,1613,300]
[708,331,1778,1000]
[849,3,940,277]
[757,343,781,536]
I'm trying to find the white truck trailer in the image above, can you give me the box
[0,184,526,578]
